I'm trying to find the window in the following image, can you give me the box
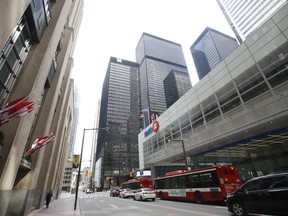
[178,176,186,188]
[171,177,178,188]
[243,180,261,192]
[187,174,200,188]
[262,176,288,189]
[200,173,213,187]
[43,0,52,22]
[0,18,31,105]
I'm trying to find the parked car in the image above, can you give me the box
[119,188,134,198]
[226,172,288,216]
[110,187,120,197]
[85,189,92,194]
[133,188,156,201]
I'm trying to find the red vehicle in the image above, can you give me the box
[122,177,153,191]
[154,166,242,203]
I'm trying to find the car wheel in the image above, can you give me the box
[195,192,204,204]
[152,198,155,201]
[231,201,247,216]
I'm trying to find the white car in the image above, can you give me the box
[85,189,92,194]
[119,188,134,198]
[133,188,156,201]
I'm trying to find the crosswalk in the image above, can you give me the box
[79,193,110,199]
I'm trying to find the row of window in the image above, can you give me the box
[155,171,219,189]
[0,1,52,106]
[0,19,31,106]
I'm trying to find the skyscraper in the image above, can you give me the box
[96,57,140,189]
[136,33,189,127]
[164,69,192,108]
[190,27,238,80]
[67,86,80,161]
[216,0,287,43]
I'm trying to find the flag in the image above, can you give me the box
[0,95,28,114]
[0,93,39,126]
[150,114,156,120]
[23,134,55,157]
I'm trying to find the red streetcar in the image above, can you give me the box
[122,177,153,191]
[154,166,242,203]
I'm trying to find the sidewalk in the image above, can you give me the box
[27,192,81,216]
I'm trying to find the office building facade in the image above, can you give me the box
[136,33,190,127]
[96,57,140,189]
[139,5,288,181]
[91,100,101,189]
[0,0,83,215]
[216,0,287,43]
[66,87,80,161]
[190,27,238,80]
[164,69,192,108]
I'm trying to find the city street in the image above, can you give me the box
[78,191,231,216]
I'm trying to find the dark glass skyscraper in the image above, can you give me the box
[164,69,192,108]
[136,33,189,127]
[190,27,238,80]
[96,57,140,188]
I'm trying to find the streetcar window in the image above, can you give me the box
[200,172,213,187]
[164,178,171,189]
[178,176,186,188]
[187,174,200,188]
[171,177,178,188]
[156,179,165,189]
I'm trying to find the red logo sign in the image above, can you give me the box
[152,120,159,133]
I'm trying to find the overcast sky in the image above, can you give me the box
[71,0,235,164]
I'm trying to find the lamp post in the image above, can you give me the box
[170,139,189,170]
[74,127,107,210]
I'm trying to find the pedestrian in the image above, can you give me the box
[45,191,53,208]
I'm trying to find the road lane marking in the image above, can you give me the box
[110,204,118,208]
[214,206,226,209]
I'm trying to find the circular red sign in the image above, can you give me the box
[152,120,159,133]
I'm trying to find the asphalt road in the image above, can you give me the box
[78,191,232,216]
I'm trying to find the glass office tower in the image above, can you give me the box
[216,0,287,43]
[190,27,238,80]
[96,57,140,189]
[164,69,192,108]
[136,33,189,127]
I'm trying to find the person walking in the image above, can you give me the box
[45,191,53,208]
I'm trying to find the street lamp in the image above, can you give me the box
[169,139,189,170]
[74,127,107,210]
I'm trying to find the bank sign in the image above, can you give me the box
[144,120,159,137]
